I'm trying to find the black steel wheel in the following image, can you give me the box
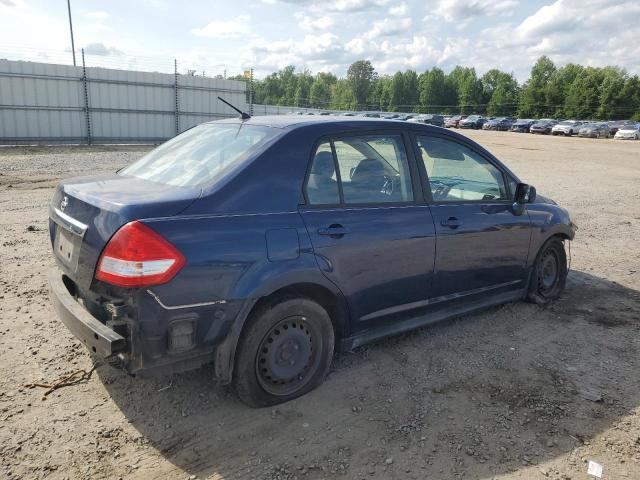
[527,237,567,304]
[255,316,321,396]
[234,297,334,407]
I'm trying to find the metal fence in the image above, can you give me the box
[252,104,330,116]
[0,57,248,145]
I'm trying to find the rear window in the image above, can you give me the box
[120,123,281,187]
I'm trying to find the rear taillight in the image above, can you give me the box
[96,221,185,287]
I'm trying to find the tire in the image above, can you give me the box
[527,237,568,305]
[233,297,335,407]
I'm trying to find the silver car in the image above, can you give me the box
[614,124,640,140]
[551,120,582,136]
[578,123,610,138]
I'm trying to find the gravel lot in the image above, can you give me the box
[1,131,639,480]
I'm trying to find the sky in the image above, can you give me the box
[0,0,639,81]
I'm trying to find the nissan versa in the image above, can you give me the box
[48,114,576,406]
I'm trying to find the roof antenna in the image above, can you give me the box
[217,96,251,120]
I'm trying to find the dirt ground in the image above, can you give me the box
[1,131,639,480]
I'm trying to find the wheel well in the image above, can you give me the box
[247,283,349,342]
[553,232,570,241]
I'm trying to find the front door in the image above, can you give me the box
[414,134,532,299]
[300,133,436,325]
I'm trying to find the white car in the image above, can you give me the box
[551,120,582,136]
[614,124,640,140]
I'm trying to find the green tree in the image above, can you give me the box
[403,70,419,110]
[309,72,337,108]
[483,71,519,116]
[450,66,483,114]
[388,71,405,111]
[597,67,627,119]
[563,67,604,119]
[518,56,556,117]
[544,64,584,118]
[347,60,377,109]
[481,69,505,103]
[330,79,356,110]
[419,68,447,113]
[619,75,640,120]
[278,65,298,106]
[294,70,313,108]
[378,76,393,111]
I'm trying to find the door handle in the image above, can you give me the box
[318,225,349,237]
[441,217,462,228]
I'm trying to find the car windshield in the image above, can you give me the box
[466,116,479,120]
[558,121,574,126]
[120,123,281,187]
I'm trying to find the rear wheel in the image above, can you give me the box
[527,237,567,304]
[233,297,335,407]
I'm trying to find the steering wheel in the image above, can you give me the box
[380,175,394,196]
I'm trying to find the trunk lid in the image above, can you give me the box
[49,173,200,291]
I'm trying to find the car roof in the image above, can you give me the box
[207,114,437,130]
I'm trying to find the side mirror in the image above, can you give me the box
[515,183,536,204]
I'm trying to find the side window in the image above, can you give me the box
[305,141,340,205]
[333,135,413,204]
[416,136,507,202]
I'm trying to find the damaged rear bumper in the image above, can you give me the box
[48,270,126,357]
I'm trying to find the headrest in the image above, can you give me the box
[312,151,335,177]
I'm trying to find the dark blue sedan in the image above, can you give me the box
[48,115,576,406]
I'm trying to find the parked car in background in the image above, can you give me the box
[458,115,487,129]
[483,117,515,131]
[409,114,445,127]
[444,115,463,128]
[608,120,635,136]
[613,123,640,140]
[529,120,558,135]
[551,121,583,136]
[578,122,610,138]
[510,119,535,133]
[48,114,575,406]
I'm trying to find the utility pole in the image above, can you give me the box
[67,0,76,66]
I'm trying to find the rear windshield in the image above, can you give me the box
[120,123,281,187]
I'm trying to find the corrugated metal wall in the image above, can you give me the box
[0,59,247,144]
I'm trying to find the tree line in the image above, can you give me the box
[230,57,640,120]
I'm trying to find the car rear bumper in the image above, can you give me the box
[49,270,126,357]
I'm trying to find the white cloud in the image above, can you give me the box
[434,0,518,23]
[478,0,640,77]
[85,11,109,20]
[263,0,388,12]
[192,15,251,39]
[363,17,412,39]
[327,0,388,12]
[295,12,335,31]
[83,42,124,56]
[388,2,408,16]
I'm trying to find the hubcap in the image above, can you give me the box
[256,317,319,396]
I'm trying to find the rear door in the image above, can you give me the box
[414,134,531,299]
[299,132,436,327]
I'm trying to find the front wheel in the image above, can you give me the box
[233,297,335,407]
[527,237,568,304]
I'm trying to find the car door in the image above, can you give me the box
[299,132,436,326]
[414,134,532,299]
